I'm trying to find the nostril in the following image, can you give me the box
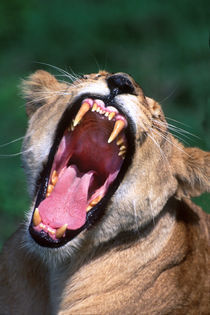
[107,74,135,95]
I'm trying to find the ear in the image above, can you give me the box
[21,70,65,117]
[175,147,210,198]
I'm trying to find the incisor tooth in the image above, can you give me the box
[108,120,126,144]
[74,102,91,127]
[33,208,42,226]
[56,224,68,239]
[92,103,98,112]
[47,227,55,234]
[40,223,46,229]
[108,112,116,120]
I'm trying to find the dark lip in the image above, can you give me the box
[29,93,136,248]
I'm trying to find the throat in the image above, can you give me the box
[51,208,176,312]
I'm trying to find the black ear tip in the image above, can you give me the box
[107,73,135,95]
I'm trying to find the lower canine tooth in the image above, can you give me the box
[33,208,42,226]
[56,224,68,239]
[108,120,126,144]
[74,101,91,127]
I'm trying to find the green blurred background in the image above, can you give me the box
[0,0,209,248]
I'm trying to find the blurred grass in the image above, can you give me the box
[0,0,209,248]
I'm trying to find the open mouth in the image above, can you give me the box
[29,96,134,247]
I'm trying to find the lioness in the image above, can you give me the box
[0,70,209,314]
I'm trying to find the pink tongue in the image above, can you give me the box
[38,165,95,230]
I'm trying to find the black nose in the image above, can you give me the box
[107,73,135,95]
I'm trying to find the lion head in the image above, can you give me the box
[21,70,210,253]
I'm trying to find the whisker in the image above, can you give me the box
[153,118,200,139]
[0,136,25,148]
[165,116,190,127]
[0,130,35,149]
[157,87,177,103]
[0,147,34,158]
[35,62,78,82]
[150,127,191,157]
[147,132,167,162]
[152,124,190,145]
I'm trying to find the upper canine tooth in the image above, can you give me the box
[74,101,91,127]
[33,208,42,226]
[108,119,126,144]
[56,224,68,239]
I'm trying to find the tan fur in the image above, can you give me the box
[0,70,209,314]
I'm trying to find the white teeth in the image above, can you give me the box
[51,170,58,186]
[86,195,102,212]
[108,119,126,144]
[118,150,126,156]
[47,227,55,234]
[33,208,42,226]
[56,224,68,239]
[92,102,98,112]
[72,99,128,148]
[74,101,92,127]
[108,112,116,120]
[117,137,124,146]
